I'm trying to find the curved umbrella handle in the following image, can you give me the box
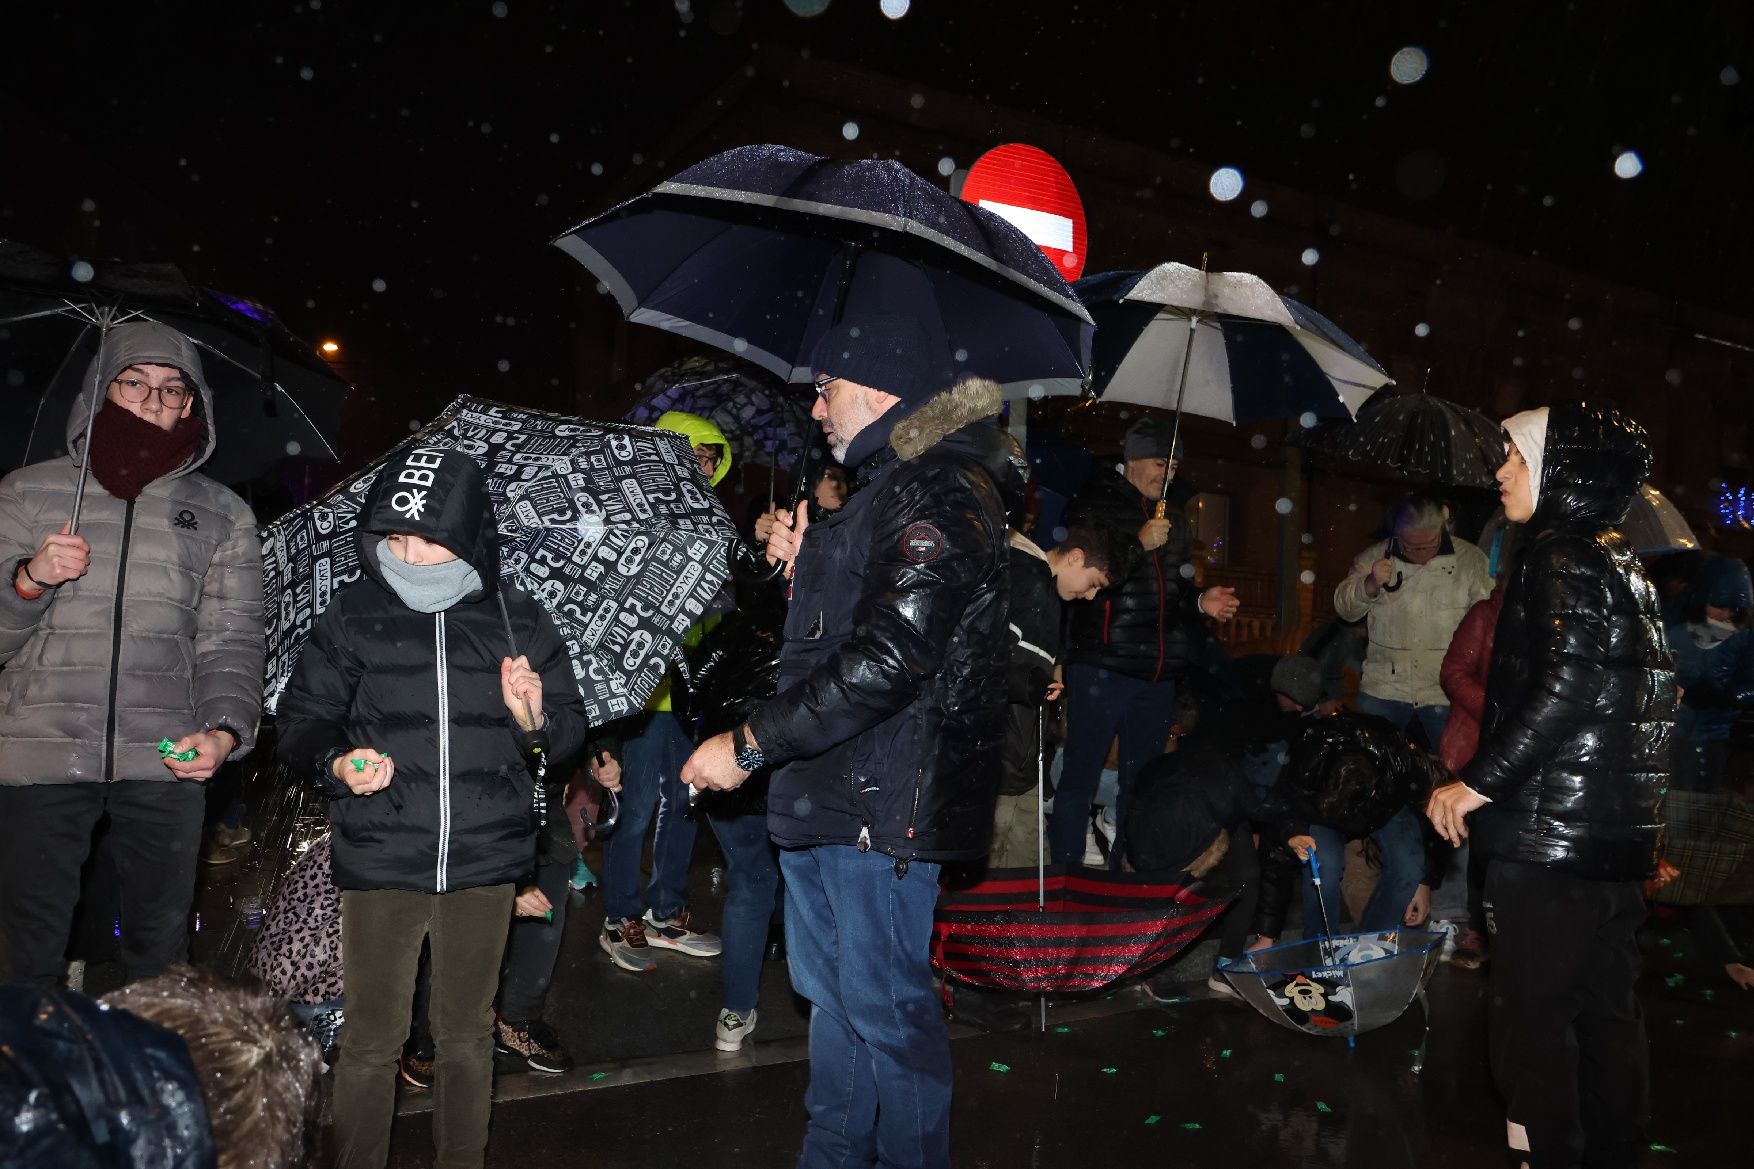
[727,538,785,584]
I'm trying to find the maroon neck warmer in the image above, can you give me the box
[86,400,204,502]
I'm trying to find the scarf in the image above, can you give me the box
[371,537,483,613]
[1692,617,1740,650]
[86,400,203,502]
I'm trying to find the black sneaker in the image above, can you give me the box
[398,1045,434,1090]
[494,1017,573,1075]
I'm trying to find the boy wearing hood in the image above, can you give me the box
[1428,403,1676,1169]
[1663,554,1754,793]
[0,322,264,990]
[276,446,587,1169]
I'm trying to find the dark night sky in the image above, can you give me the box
[3,0,1749,437]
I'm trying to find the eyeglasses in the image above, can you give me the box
[112,376,192,408]
[812,375,841,398]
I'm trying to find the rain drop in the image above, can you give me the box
[1664,368,1683,386]
[732,336,749,353]
[783,0,830,15]
[1613,150,1643,179]
[1274,497,1294,515]
[492,1,508,16]
[1567,317,1583,331]
[1300,248,1320,266]
[953,348,969,363]
[1389,46,1429,84]
[497,359,511,372]
[1179,563,1196,579]
[880,0,911,19]
[70,261,95,283]
[1720,65,1740,87]
[590,162,605,176]
[79,197,96,213]
[1301,532,1315,545]
[1299,570,1317,585]
[285,440,303,456]
[480,122,493,135]
[1299,411,1318,429]
[841,121,860,140]
[549,132,560,143]
[909,93,925,110]
[1249,200,1269,218]
[371,278,387,293]
[1207,167,1244,201]
[409,419,423,431]
[1414,322,1431,337]
[1250,434,1268,450]
[1028,384,1046,400]
[299,65,314,81]
[937,156,956,177]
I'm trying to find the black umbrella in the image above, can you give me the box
[624,355,815,472]
[0,239,347,489]
[1293,389,1505,488]
[260,396,740,727]
[553,144,1093,396]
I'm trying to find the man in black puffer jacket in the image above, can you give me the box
[1049,417,1239,868]
[1428,401,1675,1169]
[684,314,1010,1169]
[277,447,588,1169]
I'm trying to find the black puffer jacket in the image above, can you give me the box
[1463,401,1676,881]
[1064,469,1202,682]
[1254,711,1450,937]
[277,447,589,893]
[748,379,1011,863]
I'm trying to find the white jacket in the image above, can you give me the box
[1333,535,1492,707]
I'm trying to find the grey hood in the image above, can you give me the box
[65,321,216,478]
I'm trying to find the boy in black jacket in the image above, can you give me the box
[277,447,587,1169]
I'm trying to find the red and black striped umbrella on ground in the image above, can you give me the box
[931,867,1235,993]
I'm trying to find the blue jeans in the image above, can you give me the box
[1302,807,1426,937]
[1355,692,1450,753]
[781,846,949,1169]
[603,712,698,923]
[708,809,780,1013]
[1049,663,1176,868]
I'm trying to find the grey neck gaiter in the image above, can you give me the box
[373,538,483,613]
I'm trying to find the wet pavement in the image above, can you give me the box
[61,831,1754,1166]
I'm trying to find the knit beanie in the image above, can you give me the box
[810,314,949,405]
[1121,416,1186,463]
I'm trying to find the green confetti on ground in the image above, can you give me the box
[1219,1048,1232,1059]
[989,1062,1010,1073]
[1316,1101,1333,1114]
[1273,1073,1285,1083]
[1101,1067,1118,1075]
[1663,974,1684,989]
[589,1072,608,1082]
[1181,1122,1202,1130]
[1152,1028,1167,1037]
[1673,1018,1685,1026]
[1700,988,1715,1000]
[1727,1030,1741,1040]
[1144,1115,1161,1126]
[1650,1144,1677,1153]
[1659,937,1673,946]
[1054,1026,1070,1034]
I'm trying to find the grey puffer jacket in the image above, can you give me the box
[0,324,264,784]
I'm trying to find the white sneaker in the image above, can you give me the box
[1206,974,1242,1002]
[715,1007,758,1052]
[1081,822,1106,867]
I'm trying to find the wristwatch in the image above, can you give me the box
[731,724,766,773]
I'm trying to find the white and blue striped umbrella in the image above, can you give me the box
[1078,263,1390,424]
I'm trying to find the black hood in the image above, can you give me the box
[357,445,500,595]
[1530,400,1652,535]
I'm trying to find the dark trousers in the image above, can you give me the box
[0,780,205,989]
[1051,664,1176,868]
[497,851,572,1023]
[333,884,513,1169]
[1484,860,1648,1169]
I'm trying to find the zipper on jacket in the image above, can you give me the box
[103,500,136,782]
[435,612,453,893]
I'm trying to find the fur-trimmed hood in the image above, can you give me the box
[890,376,1003,460]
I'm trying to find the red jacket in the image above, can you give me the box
[1437,585,1506,775]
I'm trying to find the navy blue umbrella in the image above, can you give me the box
[1078,264,1389,429]
[554,145,1093,397]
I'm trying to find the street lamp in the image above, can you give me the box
[320,340,340,357]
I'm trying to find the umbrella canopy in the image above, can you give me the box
[1217,927,1444,1039]
[0,239,347,485]
[1078,264,1390,424]
[554,144,1093,397]
[1292,390,1507,487]
[261,396,740,726]
[930,866,1235,993]
[1619,484,1700,555]
[625,355,816,471]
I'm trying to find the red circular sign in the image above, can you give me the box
[959,144,1088,282]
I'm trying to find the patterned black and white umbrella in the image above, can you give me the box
[261,396,738,725]
[624,355,815,471]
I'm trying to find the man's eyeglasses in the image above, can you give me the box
[112,377,192,408]
[812,375,841,398]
